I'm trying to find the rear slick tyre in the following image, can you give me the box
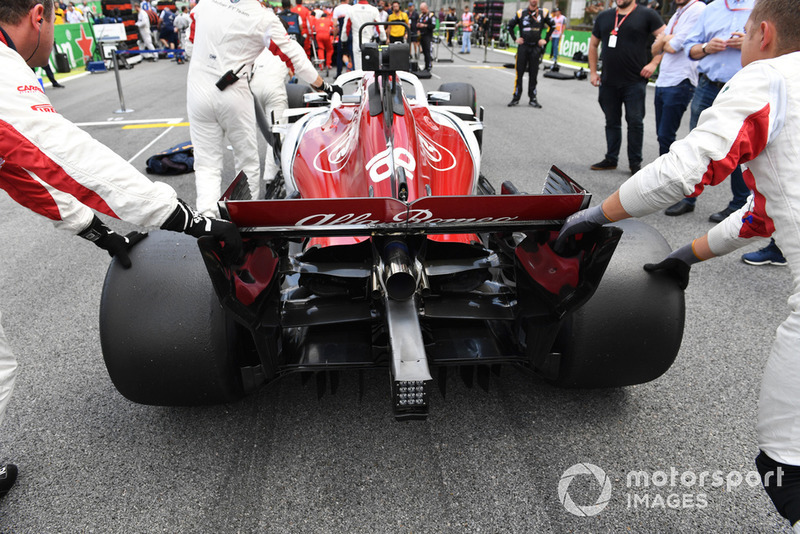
[548,219,686,388]
[99,230,244,405]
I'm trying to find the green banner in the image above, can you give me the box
[554,29,592,60]
[49,22,98,71]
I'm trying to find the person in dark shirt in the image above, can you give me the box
[417,2,436,72]
[506,0,554,108]
[588,0,664,174]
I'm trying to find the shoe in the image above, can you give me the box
[665,200,694,216]
[507,100,519,107]
[0,464,17,498]
[52,82,65,88]
[630,163,641,174]
[529,99,542,108]
[742,241,787,266]
[708,205,739,223]
[590,158,617,171]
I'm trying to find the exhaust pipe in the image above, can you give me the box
[382,240,417,300]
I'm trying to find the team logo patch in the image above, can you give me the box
[31,104,57,113]
[18,85,44,94]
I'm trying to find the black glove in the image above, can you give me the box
[160,198,243,263]
[553,204,612,254]
[314,80,343,98]
[78,215,148,269]
[643,243,703,290]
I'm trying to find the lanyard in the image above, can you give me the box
[668,0,697,33]
[724,0,750,11]
[612,4,636,36]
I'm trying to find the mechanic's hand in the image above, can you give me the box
[553,204,611,254]
[643,242,703,290]
[315,80,343,98]
[590,71,601,87]
[160,198,243,263]
[78,215,148,269]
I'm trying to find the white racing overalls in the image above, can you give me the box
[617,52,800,466]
[188,0,318,215]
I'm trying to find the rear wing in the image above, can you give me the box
[219,166,591,237]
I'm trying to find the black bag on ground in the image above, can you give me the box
[146,141,194,175]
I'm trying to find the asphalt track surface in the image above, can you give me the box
[0,46,793,533]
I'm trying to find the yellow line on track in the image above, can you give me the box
[122,122,190,129]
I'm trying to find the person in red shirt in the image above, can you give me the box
[291,0,314,58]
[313,13,334,68]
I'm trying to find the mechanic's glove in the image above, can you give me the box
[643,242,703,290]
[160,198,243,263]
[78,215,148,269]
[314,80,344,98]
[553,204,612,254]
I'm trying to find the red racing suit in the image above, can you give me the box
[617,52,800,466]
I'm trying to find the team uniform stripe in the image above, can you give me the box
[0,119,119,219]
[739,167,775,239]
[690,104,771,198]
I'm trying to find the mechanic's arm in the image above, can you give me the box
[0,89,241,266]
[588,34,600,86]
[263,12,323,88]
[507,14,518,43]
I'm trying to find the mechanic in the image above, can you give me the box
[506,0,554,108]
[249,48,290,187]
[342,0,386,72]
[556,1,800,529]
[188,0,335,217]
[0,0,243,499]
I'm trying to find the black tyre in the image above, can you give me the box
[436,82,482,149]
[286,82,312,109]
[548,219,685,388]
[437,82,477,115]
[99,231,244,405]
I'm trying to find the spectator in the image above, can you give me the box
[332,0,352,75]
[416,2,435,72]
[64,2,83,23]
[188,0,327,216]
[549,5,566,62]
[342,0,386,71]
[458,4,473,54]
[387,1,408,43]
[507,0,555,108]
[0,0,241,499]
[444,7,456,47]
[661,0,753,220]
[378,0,389,25]
[650,0,705,156]
[588,0,664,174]
[408,3,420,58]
[54,3,65,23]
[135,2,158,61]
[557,3,800,529]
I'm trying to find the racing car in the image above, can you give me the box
[100,34,685,420]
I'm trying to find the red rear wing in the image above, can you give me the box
[220,166,591,236]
